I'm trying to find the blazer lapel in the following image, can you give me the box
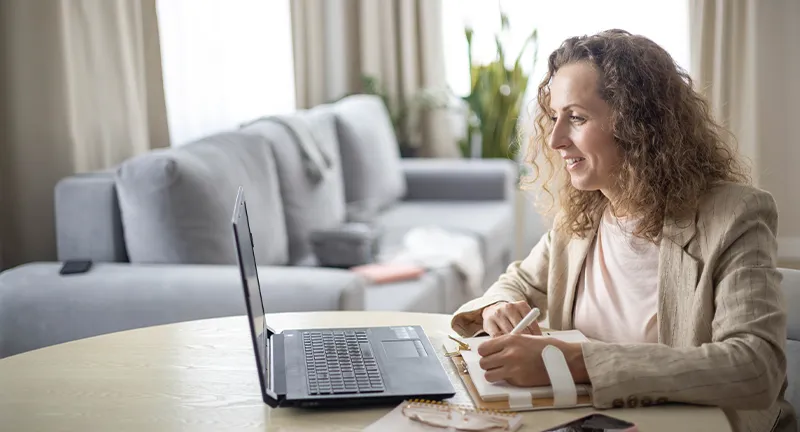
[657,211,699,346]
[562,224,598,330]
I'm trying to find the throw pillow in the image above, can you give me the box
[240,103,347,264]
[115,131,289,266]
[333,94,407,214]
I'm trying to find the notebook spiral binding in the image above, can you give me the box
[406,399,517,417]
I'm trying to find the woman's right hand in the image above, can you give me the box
[481,301,542,337]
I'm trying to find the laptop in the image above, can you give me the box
[231,187,456,408]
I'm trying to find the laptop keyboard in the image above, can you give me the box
[303,330,386,395]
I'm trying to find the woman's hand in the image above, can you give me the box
[481,301,542,336]
[477,335,589,387]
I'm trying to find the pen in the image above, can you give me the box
[510,307,540,335]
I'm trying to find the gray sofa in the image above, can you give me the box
[0,94,519,357]
[782,268,800,423]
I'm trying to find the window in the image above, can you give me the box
[156,0,296,146]
[441,0,690,134]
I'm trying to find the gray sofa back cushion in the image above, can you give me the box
[115,132,289,266]
[241,105,346,264]
[781,268,800,421]
[333,94,406,213]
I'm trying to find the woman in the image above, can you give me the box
[451,29,796,432]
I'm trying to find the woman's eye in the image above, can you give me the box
[549,116,558,122]
[570,115,586,123]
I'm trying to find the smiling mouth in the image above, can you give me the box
[566,157,585,166]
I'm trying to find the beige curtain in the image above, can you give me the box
[689,0,800,257]
[290,0,459,158]
[689,0,758,174]
[0,0,169,269]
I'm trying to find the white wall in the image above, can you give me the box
[759,1,800,260]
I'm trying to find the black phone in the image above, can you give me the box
[542,414,638,432]
[59,260,93,275]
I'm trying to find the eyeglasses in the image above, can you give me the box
[401,401,511,431]
[444,335,471,357]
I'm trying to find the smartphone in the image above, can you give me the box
[59,260,93,275]
[542,414,638,432]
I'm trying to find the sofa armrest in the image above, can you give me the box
[0,263,366,358]
[54,171,128,262]
[400,159,517,201]
[780,268,800,341]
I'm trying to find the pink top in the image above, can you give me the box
[573,209,660,344]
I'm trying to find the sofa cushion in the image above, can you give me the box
[333,94,406,213]
[363,266,472,313]
[786,340,800,419]
[0,262,365,358]
[115,132,289,266]
[376,201,513,267]
[241,105,347,264]
[364,270,443,312]
[780,268,800,418]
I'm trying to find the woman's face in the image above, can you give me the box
[548,62,620,199]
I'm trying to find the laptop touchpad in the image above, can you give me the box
[382,340,426,358]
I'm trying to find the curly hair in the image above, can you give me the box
[522,29,750,242]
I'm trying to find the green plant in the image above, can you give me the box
[359,75,407,142]
[358,74,450,156]
[461,13,538,160]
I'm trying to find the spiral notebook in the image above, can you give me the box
[363,399,524,431]
[444,330,594,411]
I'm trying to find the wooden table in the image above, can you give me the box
[0,311,731,431]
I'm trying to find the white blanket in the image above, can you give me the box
[381,226,485,298]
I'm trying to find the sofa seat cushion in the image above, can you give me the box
[333,94,406,213]
[241,104,347,264]
[0,262,366,358]
[364,269,442,313]
[115,131,288,266]
[375,201,513,267]
[364,266,473,313]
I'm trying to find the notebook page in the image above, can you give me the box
[462,329,590,351]
[460,330,591,402]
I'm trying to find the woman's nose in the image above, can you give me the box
[548,121,569,150]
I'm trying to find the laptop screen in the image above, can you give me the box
[232,188,270,392]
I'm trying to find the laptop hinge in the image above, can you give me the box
[264,331,287,406]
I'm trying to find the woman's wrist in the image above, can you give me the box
[564,342,590,384]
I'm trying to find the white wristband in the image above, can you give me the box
[508,392,534,410]
[541,345,578,407]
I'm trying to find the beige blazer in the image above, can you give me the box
[452,182,795,432]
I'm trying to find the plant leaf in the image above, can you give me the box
[514,28,538,69]
[494,35,505,66]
